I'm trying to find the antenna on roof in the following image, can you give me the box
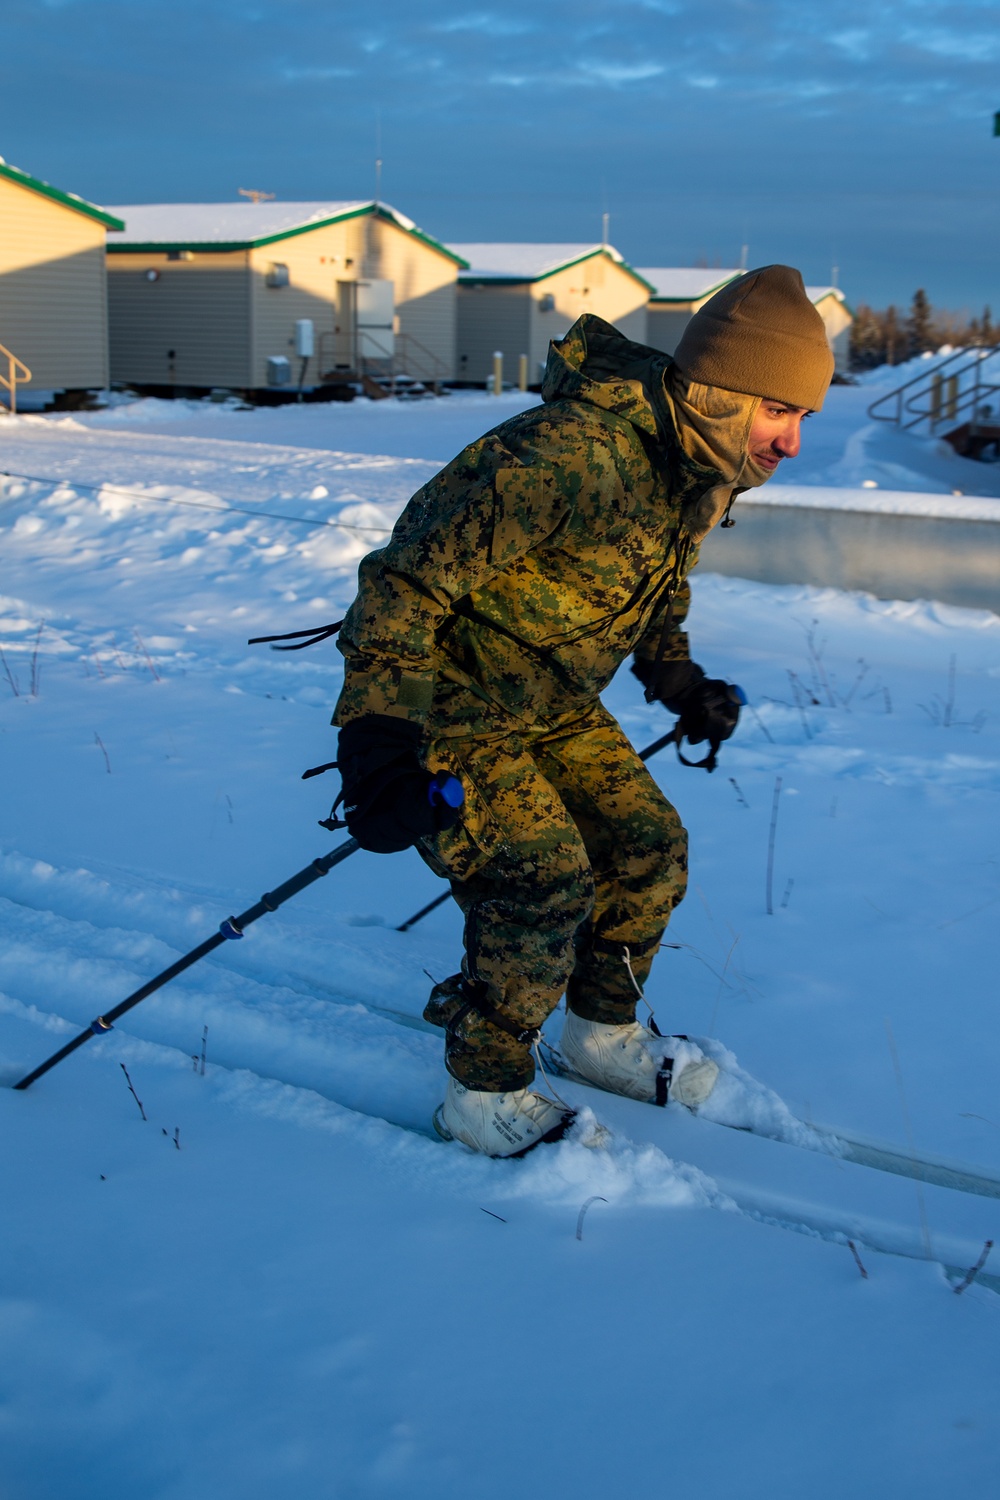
[601,211,610,247]
[374,109,382,205]
[238,189,275,204]
[739,243,749,270]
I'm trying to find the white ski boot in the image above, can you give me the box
[434,1077,575,1158]
[559,1011,719,1109]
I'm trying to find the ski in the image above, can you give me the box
[539,1040,1000,1204]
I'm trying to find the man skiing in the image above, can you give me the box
[332,265,834,1156]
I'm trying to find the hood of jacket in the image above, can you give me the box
[542,315,771,542]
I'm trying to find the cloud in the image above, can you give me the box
[3,0,999,306]
[431,11,536,37]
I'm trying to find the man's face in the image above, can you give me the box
[747,399,811,474]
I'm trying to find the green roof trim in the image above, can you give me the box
[107,202,469,266]
[460,248,654,294]
[0,160,124,230]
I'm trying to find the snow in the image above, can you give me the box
[637,266,743,300]
[746,484,1000,522]
[636,270,846,308]
[452,242,629,280]
[106,199,419,247]
[2,384,1000,1497]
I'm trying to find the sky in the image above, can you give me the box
[4,0,1000,313]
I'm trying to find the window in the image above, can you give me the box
[266,263,290,288]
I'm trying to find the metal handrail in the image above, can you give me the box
[0,341,32,415]
[396,332,450,390]
[867,344,1000,433]
[904,379,1000,433]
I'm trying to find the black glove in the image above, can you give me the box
[632,658,743,765]
[336,715,463,854]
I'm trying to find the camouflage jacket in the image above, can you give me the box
[334,315,733,737]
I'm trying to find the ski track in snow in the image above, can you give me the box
[4,390,1000,1497]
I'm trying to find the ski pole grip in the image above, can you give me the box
[427,771,464,810]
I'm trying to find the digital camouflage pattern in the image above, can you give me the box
[333,314,761,1090]
[419,704,687,1090]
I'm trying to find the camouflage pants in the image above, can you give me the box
[419,704,688,1091]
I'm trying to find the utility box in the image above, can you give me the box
[356,279,395,360]
[294,319,314,359]
[266,355,291,386]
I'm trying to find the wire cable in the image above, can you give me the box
[0,467,395,537]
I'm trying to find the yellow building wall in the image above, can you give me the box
[527,256,648,381]
[0,175,109,391]
[248,213,458,386]
[107,251,252,388]
[813,294,853,372]
[248,217,363,387]
[458,254,649,385]
[362,216,459,383]
[107,212,458,391]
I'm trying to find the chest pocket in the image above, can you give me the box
[487,466,566,568]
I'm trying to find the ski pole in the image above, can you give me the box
[13,839,360,1091]
[396,890,452,932]
[393,726,686,934]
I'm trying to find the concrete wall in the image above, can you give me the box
[0,175,109,391]
[696,503,1000,614]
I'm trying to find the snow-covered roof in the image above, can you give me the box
[805,285,848,305]
[640,273,852,315]
[105,200,465,263]
[637,268,744,303]
[453,242,653,290]
[0,157,124,230]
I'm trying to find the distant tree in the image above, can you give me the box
[883,305,900,365]
[849,303,885,370]
[906,289,934,357]
[848,296,1000,372]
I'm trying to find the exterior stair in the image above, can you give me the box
[0,341,32,414]
[868,345,1000,458]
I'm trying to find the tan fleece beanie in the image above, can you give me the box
[673,265,834,411]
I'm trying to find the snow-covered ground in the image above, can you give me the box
[2,378,999,1498]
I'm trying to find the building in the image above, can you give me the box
[0,157,123,407]
[804,286,854,373]
[105,200,466,394]
[639,267,854,373]
[637,268,744,356]
[450,243,653,385]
